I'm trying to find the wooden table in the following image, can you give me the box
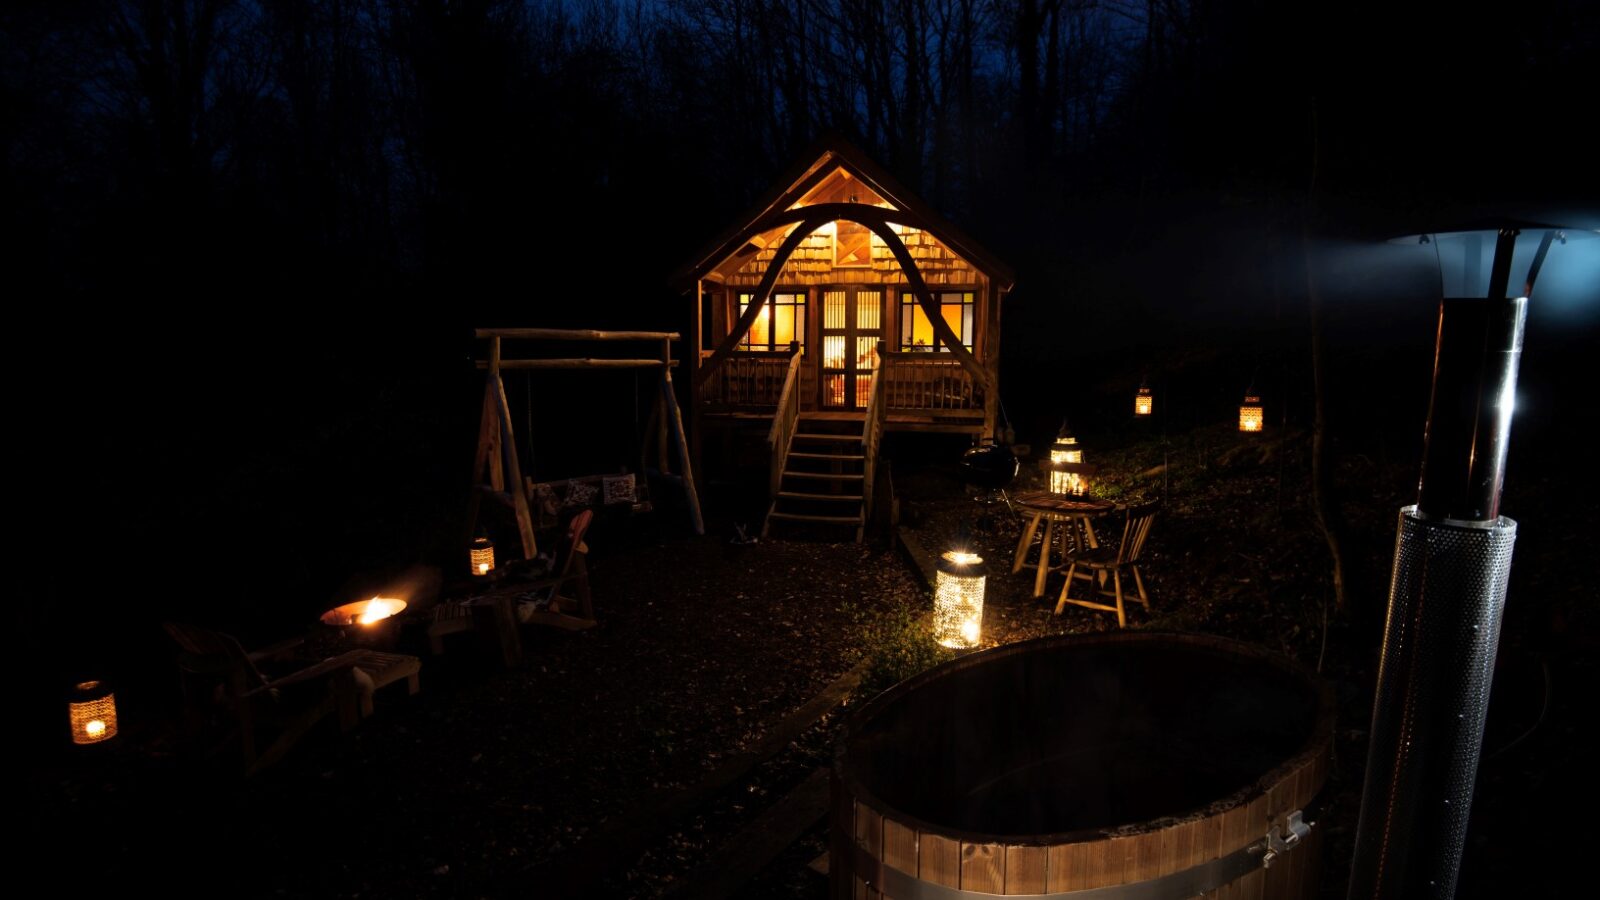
[1010,491,1117,598]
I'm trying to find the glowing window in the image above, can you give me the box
[900,291,975,352]
[738,292,806,351]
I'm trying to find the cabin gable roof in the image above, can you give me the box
[674,138,1015,291]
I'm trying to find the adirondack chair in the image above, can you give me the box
[519,508,596,629]
[1053,501,1159,628]
[164,622,420,775]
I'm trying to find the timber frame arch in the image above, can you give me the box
[678,138,1015,507]
[695,202,990,392]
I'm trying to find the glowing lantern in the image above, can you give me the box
[1135,383,1153,417]
[470,536,494,576]
[1239,392,1264,433]
[69,680,117,745]
[933,551,986,649]
[1048,424,1083,494]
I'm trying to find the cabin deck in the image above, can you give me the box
[699,407,984,434]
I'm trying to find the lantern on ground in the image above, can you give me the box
[69,680,117,745]
[933,550,986,649]
[1135,382,1153,417]
[1048,423,1083,494]
[1239,391,1263,433]
[470,536,494,576]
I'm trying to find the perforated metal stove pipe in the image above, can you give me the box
[1346,268,1527,897]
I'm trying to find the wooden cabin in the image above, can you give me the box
[676,141,1014,537]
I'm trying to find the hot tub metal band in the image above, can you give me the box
[850,810,1311,899]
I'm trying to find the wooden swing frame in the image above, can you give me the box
[466,328,705,564]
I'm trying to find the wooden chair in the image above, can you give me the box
[522,508,596,628]
[164,623,421,775]
[1053,501,1159,628]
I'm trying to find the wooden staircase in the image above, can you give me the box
[763,415,868,541]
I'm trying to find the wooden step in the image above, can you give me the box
[777,491,864,502]
[788,451,865,461]
[767,511,863,525]
[792,432,862,442]
[783,471,864,481]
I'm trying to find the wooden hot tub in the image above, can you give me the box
[831,632,1333,898]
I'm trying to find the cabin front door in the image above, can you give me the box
[818,287,884,410]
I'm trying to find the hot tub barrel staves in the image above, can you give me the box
[832,633,1334,898]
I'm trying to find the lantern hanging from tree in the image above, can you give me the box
[69,680,117,745]
[470,536,494,576]
[1239,391,1264,433]
[933,550,986,649]
[1135,382,1153,417]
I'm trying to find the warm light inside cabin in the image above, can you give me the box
[85,720,106,738]
[901,292,975,351]
[934,551,986,649]
[1239,395,1264,433]
[738,292,806,351]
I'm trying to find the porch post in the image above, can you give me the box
[690,279,703,483]
[984,281,1001,438]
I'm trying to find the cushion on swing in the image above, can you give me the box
[603,473,636,505]
[563,480,599,507]
[535,483,561,517]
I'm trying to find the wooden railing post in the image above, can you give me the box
[767,346,804,501]
[863,341,887,525]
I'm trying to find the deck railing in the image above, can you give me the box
[862,342,888,522]
[879,351,984,411]
[699,349,794,408]
[766,347,805,497]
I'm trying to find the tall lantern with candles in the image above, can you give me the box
[69,680,118,745]
[1048,423,1084,494]
[470,536,494,577]
[1239,391,1264,433]
[1135,382,1154,417]
[933,550,986,649]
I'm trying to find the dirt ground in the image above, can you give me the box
[36,424,1590,898]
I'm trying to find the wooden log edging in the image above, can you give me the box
[673,767,835,900]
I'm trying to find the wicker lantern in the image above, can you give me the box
[1048,423,1084,494]
[69,680,117,745]
[470,536,494,576]
[1239,391,1264,433]
[933,550,986,649]
[1135,383,1154,417]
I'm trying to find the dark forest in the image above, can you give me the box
[11,1,1598,896]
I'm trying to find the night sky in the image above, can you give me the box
[11,1,1598,887]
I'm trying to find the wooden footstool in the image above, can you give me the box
[427,596,523,667]
[346,650,422,721]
